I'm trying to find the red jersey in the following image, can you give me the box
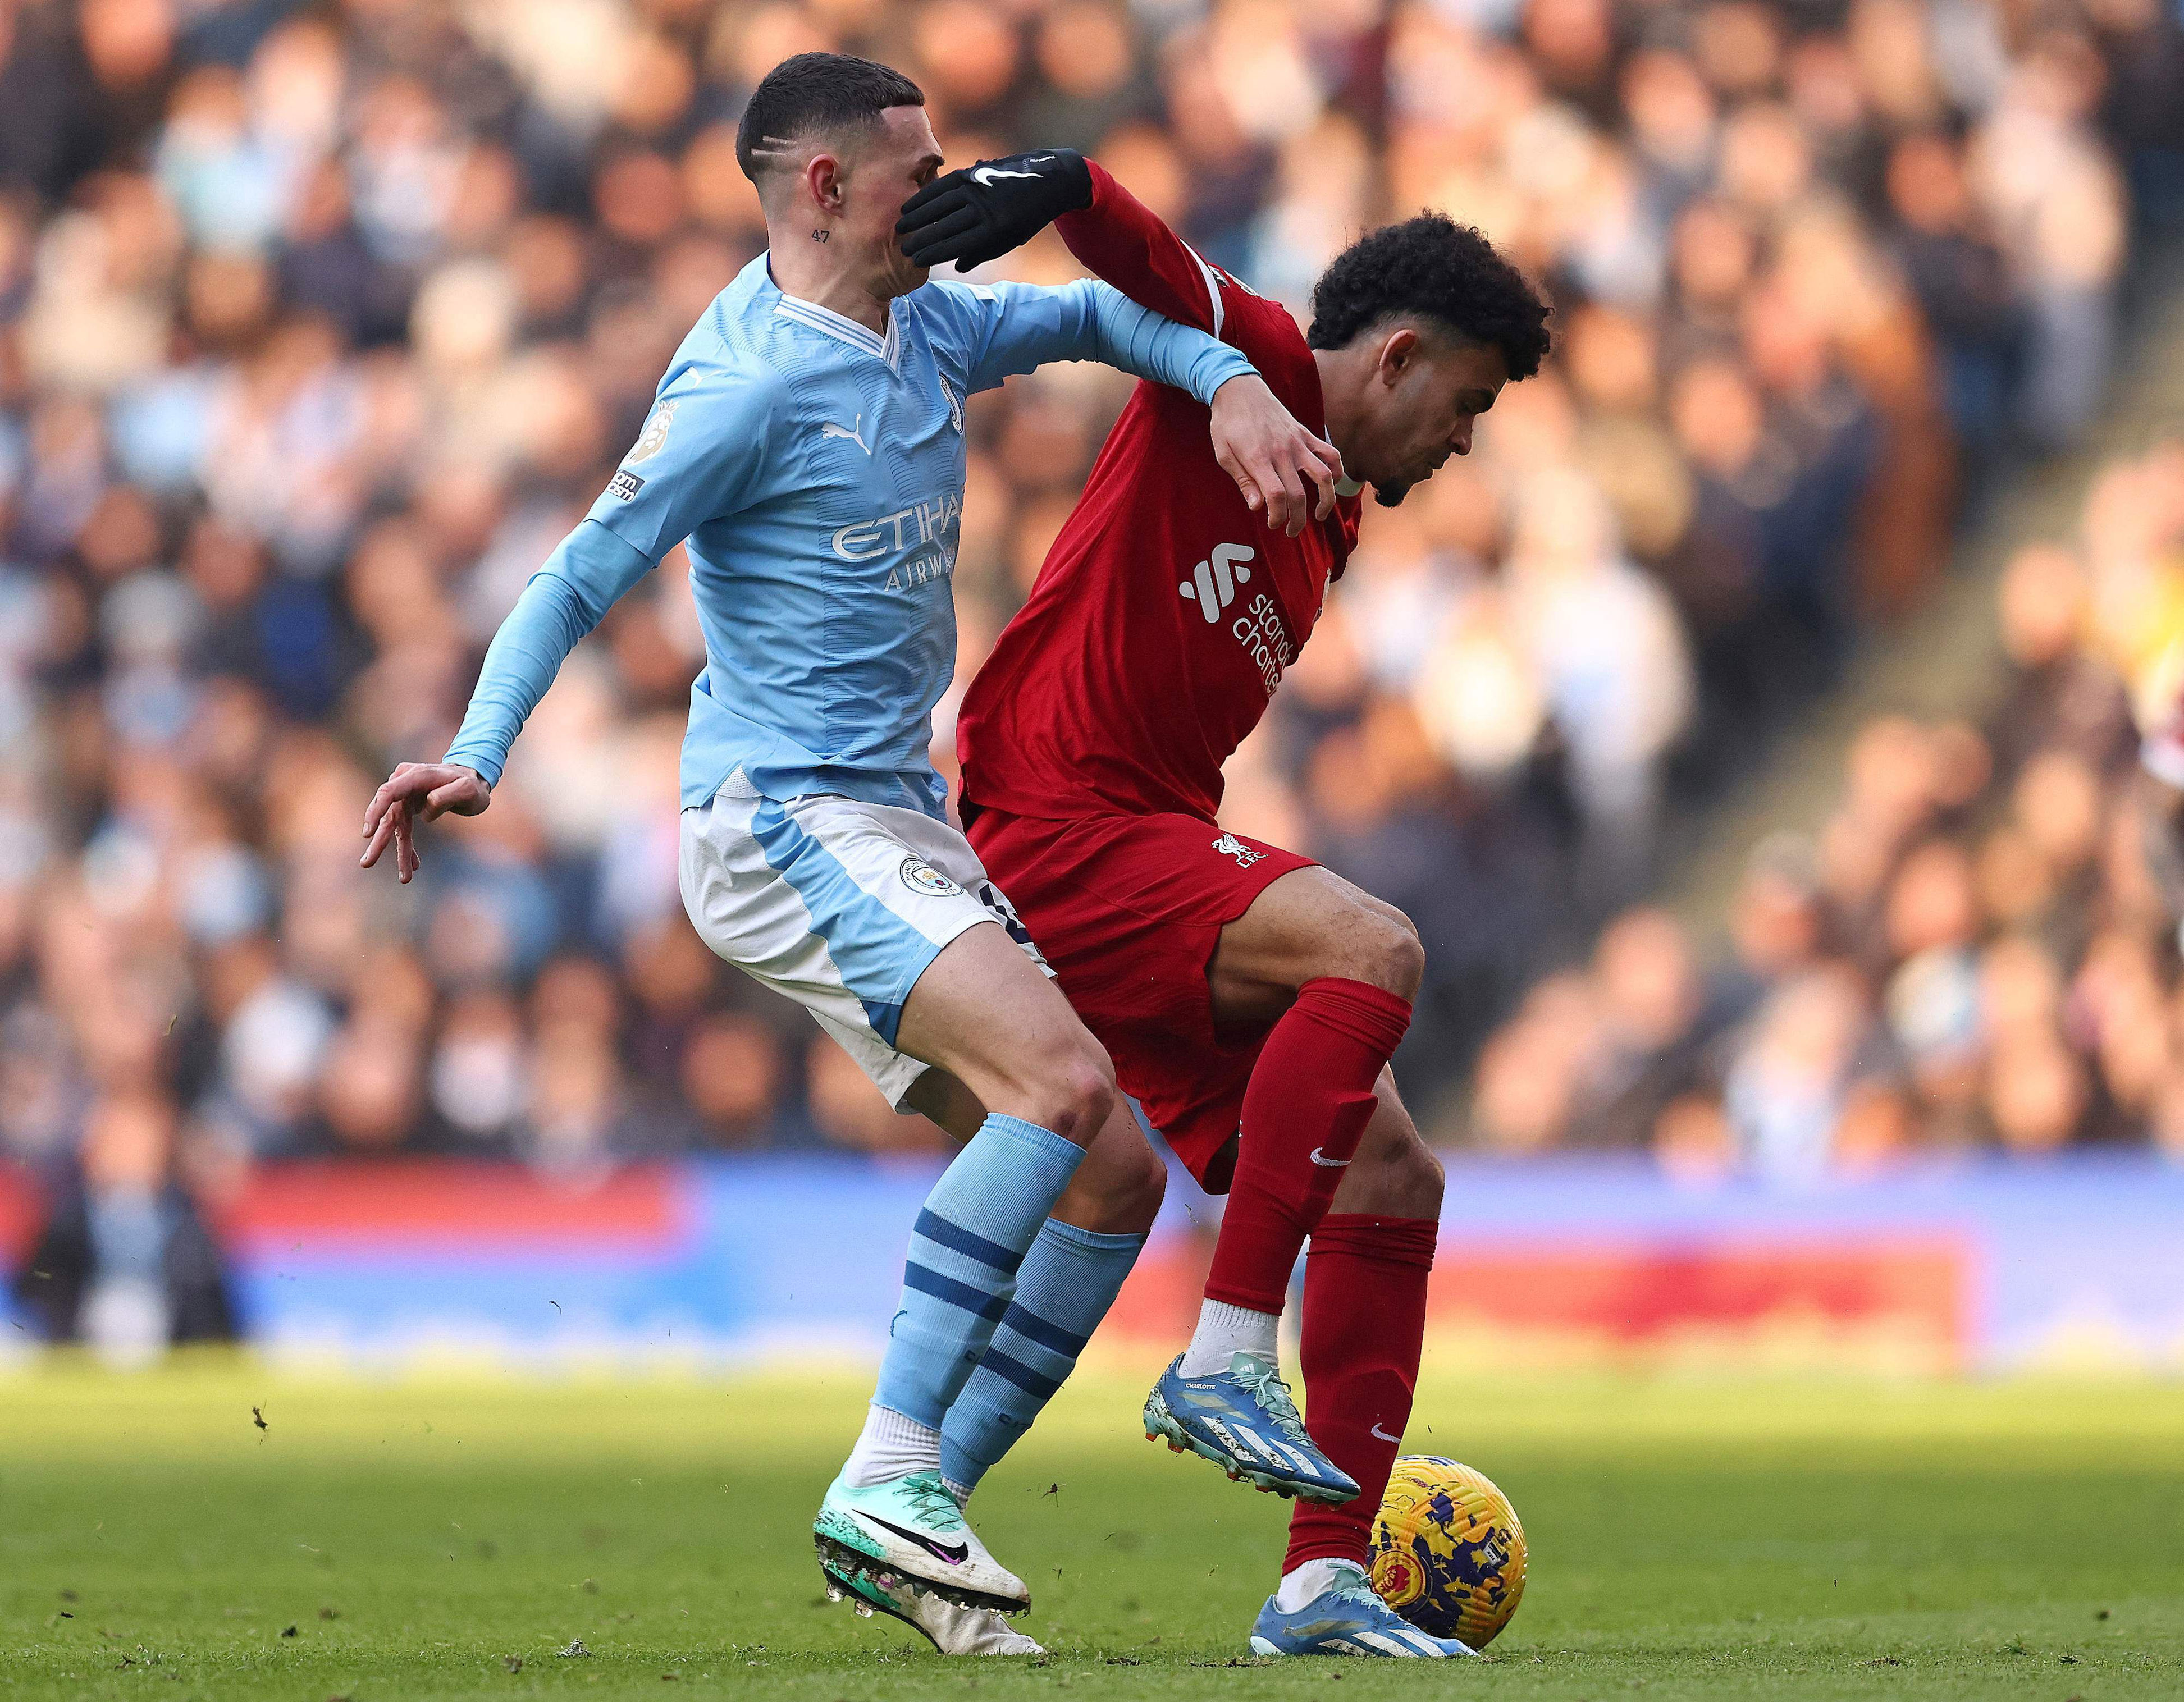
[956,164,1363,825]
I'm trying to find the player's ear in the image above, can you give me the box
[1378,326,1420,386]
[806,150,848,216]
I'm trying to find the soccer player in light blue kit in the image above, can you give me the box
[359,52,1341,1652]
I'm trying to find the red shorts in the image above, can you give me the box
[965,807,1314,1192]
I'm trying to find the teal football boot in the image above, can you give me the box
[812,1469,1029,1614]
[1143,1352,1359,1502]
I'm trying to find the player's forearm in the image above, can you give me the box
[443,520,651,785]
[1080,279,1253,405]
[1056,162,1219,334]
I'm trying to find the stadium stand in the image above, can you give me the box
[1469,440,2184,1170]
[1,0,2179,1211]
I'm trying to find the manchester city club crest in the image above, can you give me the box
[899,855,961,897]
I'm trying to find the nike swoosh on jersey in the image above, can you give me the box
[1370,1423,1400,1443]
[1308,1148,1353,1167]
[863,1515,969,1566]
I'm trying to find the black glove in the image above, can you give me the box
[895,149,1093,271]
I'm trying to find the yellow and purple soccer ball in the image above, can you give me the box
[1368,1456,1527,1648]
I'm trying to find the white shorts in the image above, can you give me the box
[678,777,1048,1109]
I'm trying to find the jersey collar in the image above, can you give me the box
[769,285,903,372]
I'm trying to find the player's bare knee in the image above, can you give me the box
[1345,905,1424,999]
[1022,1046,1116,1146]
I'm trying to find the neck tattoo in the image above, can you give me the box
[811,228,830,243]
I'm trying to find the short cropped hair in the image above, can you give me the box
[1307,214,1552,380]
[734,52,926,182]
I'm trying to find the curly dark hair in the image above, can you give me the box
[735,53,925,183]
[1306,214,1551,379]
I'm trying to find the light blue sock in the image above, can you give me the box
[940,1218,1145,1499]
[872,1114,1086,1430]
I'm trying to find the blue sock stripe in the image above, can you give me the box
[913,1209,1024,1275]
[977,1348,1064,1400]
[997,1301,1091,1358]
[874,1114,1088,1435]
[938,1216,1146,1498]
[901,1261,1010,1323]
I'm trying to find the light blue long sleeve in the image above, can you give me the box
[951,276,1254,401]
[1083,278,1253,402]
[444,520,653,786]
[438,258,1257,807]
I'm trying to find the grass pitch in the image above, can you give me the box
[3,1360,2180,1700]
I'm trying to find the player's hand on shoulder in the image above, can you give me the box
[895,149,1093,272]
[1209,374,1345,538]
[360,761,491,886]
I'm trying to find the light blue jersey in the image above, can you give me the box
[445,254,1255,816]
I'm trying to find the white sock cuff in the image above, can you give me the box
[1179,1297,1280,1376]
[1203,1300,1276,1337]
[1276,1557,1366,1612]
[843,1402,943,1487]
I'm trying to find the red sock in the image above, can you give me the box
[1285,1214,1438,1572]
[1204,978,1411,1314]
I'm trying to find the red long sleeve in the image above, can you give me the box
[1057,162,1233,344]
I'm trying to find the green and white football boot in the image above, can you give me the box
[812,1469,1030,1614]
[820,1561,1046,1654]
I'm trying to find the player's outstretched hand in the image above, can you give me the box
[360,761,491,885]
[1209,375,1345,538]
[895,150,1093,271]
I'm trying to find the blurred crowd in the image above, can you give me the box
[1,0,2181,1263]
[1469,438,2184,1175]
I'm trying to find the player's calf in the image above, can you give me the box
[1283,1088,1440,1589]
[940,1102,1162,1502]
[1327,1102,1444,1220]
[826,926,1121,1614]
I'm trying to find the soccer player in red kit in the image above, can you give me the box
[897,156,1550,1653]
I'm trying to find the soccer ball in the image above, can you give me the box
[1368,1456,1527,1648]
